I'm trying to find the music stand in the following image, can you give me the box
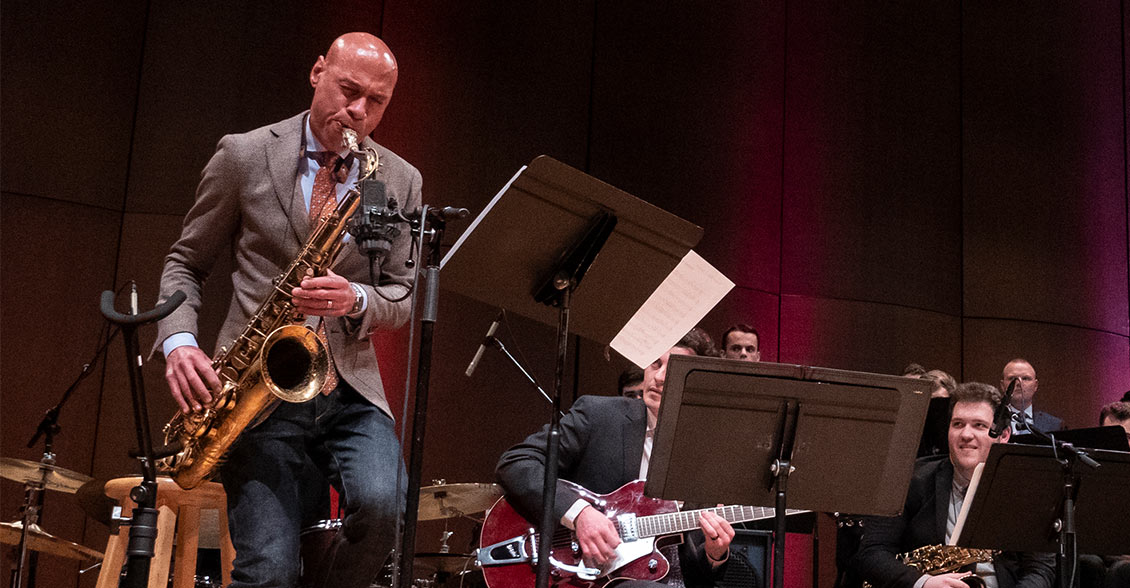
[646,355,931,588]
[441,155,703,345]
[1010,425,1130,452]
[441,156,707,588]
[953,443,1130,586]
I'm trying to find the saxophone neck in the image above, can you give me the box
[341,127,380,182]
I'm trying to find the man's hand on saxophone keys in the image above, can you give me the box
[292,268,355,318]
[165,345,221,413]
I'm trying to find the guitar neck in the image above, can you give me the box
[635,505,800,538]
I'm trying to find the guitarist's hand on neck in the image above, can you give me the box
[698,510,735,566]
[575,505,621,566]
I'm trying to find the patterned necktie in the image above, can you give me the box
[307,151,342,395]
[309,151,344,222]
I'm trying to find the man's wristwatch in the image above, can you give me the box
[348,283,365,315]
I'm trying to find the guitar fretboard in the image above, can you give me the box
[635,505,805,538]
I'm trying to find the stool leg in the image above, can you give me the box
[173,505,201,588]
[218,505,236,587]
[95,519,130,588]
[148,505,176,588]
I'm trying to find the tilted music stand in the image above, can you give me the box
[646,355,932,588]
[441,156,704,588]
[953,443,1130,588]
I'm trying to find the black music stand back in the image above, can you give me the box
[954,443,1130,556]
[646,355,931,588]
[442,156,704,588]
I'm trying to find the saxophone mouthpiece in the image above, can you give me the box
[341,127,361,153]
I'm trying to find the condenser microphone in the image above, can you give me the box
[989,378,1017,438]
[350,177,401,260]
[464,311,503,377]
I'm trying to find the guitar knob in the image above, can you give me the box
[648,559,658,572]
[571,540,580,555]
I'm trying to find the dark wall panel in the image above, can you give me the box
[779,295,962,376]
[781,2,963,314]
[963,319,1130,431]
[0,2,146,207]
[126,1,383,214]
[0,195,122,588]
[962,1,1128,334]
[382,1,596,225]
[588,2,786,294]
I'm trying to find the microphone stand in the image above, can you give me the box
[479,334,562,417]
[352,200,468,588]
[10,324,120,588]
[1016,412,1100,588]
[100,289,186,588]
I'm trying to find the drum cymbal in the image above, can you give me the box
[417,483,502,520]
[0,521,103,561]
[0,457,92,493]
[414,552,476,574]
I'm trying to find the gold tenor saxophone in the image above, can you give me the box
[864,545,998,588]
[160,128,378,490]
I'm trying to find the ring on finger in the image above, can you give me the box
[328,299,333,309]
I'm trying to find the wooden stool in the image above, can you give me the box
[94,476,235,588]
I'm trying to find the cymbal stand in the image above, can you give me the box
[9,463,46,588]
[13,296,120,588]
[100,288,186,588]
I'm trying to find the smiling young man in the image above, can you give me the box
[854,382,1055,588]
[155,33,420,588]
[496,328,737,587]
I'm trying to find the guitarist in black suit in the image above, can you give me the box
[495,328,737,587]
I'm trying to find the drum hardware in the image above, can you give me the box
[3,454,99,588]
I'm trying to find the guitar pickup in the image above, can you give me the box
[616,513,639,542]
[477,532,532,566]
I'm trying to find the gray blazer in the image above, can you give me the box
[155,111,421,417]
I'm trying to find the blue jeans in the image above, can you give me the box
[220,384,405,588]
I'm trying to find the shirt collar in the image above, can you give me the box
[646,408,658,433]
[303,116,347,158]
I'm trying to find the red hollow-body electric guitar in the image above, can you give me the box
[477,480,803,588]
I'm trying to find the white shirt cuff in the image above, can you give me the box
[162,332,199,357]
[562,499,591,530]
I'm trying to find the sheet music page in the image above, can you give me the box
[610,250,734,368]
[949,461,985,545]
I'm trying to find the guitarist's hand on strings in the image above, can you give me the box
[575,505,621,566]
[698,510,735,565]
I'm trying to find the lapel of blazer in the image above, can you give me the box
[623,400,646,483]
[265,113,308,247]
